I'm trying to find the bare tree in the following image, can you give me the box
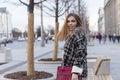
[71,0,89,34]
[18,0,46,77]
[41,0,75,61]
[79,0,89,34]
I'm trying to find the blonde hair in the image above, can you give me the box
[57,13,83,41]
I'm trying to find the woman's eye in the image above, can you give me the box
[67,20,76,23]
[67,20,70,23]
[71,20,75,22]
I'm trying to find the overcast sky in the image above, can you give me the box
[84,0,104,31]
[0,0,104,32]
[0,1,57,32]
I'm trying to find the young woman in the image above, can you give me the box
[57,13,87,80]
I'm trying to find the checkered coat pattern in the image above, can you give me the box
[63,27,87,78]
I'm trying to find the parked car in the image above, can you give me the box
[18,37,26,42]
[1,37,13,43]
[2,37,7,43]
[7,38,13,43]
[37,37,41,41]
[0,38,6,46]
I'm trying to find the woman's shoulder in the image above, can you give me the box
[70,28,85,43]
[72,27,85,36]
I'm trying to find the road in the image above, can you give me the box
[5,40,54,49]
[4,40,55,61]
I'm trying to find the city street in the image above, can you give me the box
[0,39,120,80]
[0,0,120,80]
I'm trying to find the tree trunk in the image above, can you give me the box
[53,0,59,61]
[27,13,34,76]
[78,0,80,17]
[53,22,59,60]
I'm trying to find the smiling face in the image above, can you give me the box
[67,16,77,31]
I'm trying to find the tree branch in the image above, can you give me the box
[34,0,47,4]
[58,0,74,17]
[19,0,28,6]
[43,5,55,12]
[43,10,55,17]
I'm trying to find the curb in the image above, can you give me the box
[35,60,62,64]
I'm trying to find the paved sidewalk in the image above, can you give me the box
[0,39,120,80]
[0,41,63,80]
[88,39,120,80]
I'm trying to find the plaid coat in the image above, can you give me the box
[63,27,87,78]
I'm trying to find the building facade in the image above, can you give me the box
[104,0,120,36]
[98,7,105,34]
[116,0,120,35]
[0,7,12,38]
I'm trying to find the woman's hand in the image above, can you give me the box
[71,73,78,80]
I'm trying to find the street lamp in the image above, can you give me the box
[40,0,45,47]
[6,11,9,38]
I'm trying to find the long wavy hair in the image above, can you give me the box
[57,13,83,41]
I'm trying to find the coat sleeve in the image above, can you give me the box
[72,34,87,74]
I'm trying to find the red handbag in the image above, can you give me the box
[56,66,82,80]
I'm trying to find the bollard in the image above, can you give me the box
[5,48,12,62]
[0,45,5,53]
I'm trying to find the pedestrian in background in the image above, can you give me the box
[98,33,102,44]
[116,35,120,43]
[57,13,87,80]
[103,34,107,44]
[108,34,112,42]
[112,33,116,43]
[45,37,48,44]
